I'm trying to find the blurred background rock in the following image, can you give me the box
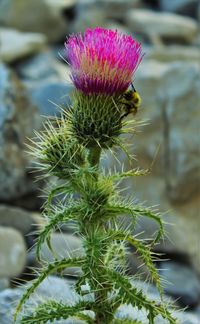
[0,0,200,323]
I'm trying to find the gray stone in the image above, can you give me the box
[45,0,76,11]
[73,0,142,32]
[0,227,26,278]
[147,45,200,63]
[0,0,68,43]
[160,0,199,18]
[0,28,46,63]
[159,261,200,307]
[30,81,73,117]
[126,9,198,43]
[0,278,9,292]
[172,196,200,277]
[71,4,107,33]
[39,233,84,276]
[0,63,40,201]
[134,60,200,202]
[165,77,200,202]
[0,204,37,236]
[16,51,58,82]
[15,51,73,117]
[96,0,143,20]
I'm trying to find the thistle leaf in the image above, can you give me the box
[108,168,149,181]
[108,270,177,324]
[14,257,85,321]
[107,203,164,244]
[20,300,94,324]
[36,204,80,261]
[113,232,163,296]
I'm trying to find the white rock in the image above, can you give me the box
[0,28,46,63]
[126,9,198,42]
[0,227,26,278]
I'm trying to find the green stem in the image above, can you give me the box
[86,145,113,323]
[88,146,101,167]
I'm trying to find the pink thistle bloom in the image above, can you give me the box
[65,27,144,96]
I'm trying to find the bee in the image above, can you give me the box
[121,83,141,119]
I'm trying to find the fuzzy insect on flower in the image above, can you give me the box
[65,27,143,95]
[65,27,144,148]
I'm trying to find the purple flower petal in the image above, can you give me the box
[65,27,144,95]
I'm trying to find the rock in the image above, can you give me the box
[72,0,142,32]
[159,261,200,307]
[171,195,200,276]
[0,205,36,235]
[147,45,200,63]
[0,279,9,292]
[45,0,76,10]
[0,63,40,202]
[96,0,143,20]
[126,9,198,43]
[0,28,46,63]
[46,0,77,14]
[0,205,40,248]
[16,51,58,82]
[29,81,73,117]
[39,233,84,276]
[15,50,73,117]
[164,75,200,202]
[159,0,199,19]
[0,0,68,43]
[104,22,131,36]
[71,3,107,33]
[134,60,200,202]
[0,227,26,278]
[0,275,199,323]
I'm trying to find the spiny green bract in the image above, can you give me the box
[32,118,86,179]
[14,100,177,324]
[69,91,125,148]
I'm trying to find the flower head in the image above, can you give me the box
[65,27,143,95]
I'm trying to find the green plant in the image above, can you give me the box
[14,27,177,324]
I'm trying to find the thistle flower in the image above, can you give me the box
[15,28,176,324]
[65,27,143,95]
[65,27,143,148]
